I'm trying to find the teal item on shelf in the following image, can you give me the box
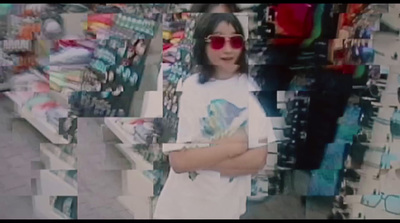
[307,169,340,196]
[0,4,12,16]
[390,109,400,139]
[335,106,361,142]
[320,141,347,170]
[380,151,398,169]
[24,95,53,110]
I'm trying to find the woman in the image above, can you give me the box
[154,13,276,219]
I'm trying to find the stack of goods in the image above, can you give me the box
[68,91,125,117]
[49,40,94,66]
[109,12,160,39]
[0,39,36,72]
[117,118,157,144]
[9,70,49,92]
[50,196,77,219]
[48,67,84,94]
[8,13,41,40]
[69,7,160,117]
[162,13,190,63]
[85,13,115,39]
[161,13,198,143]
[277,93,311,169]
[0,42,15,67]
[123,4,170,14]
[46,39,96,95]
[23,93,69,128]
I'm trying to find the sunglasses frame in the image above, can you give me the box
[361,194,400,215]
[205,34,245,50]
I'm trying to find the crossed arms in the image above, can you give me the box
[169,129,268,177]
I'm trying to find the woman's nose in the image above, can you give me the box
[222,38,233,52]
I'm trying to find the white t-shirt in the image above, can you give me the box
[154,73,276,219]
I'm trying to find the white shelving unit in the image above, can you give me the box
[33,196,70,219]
[5,92,69,144]
[4,69,70,144]
[21,107,69,144]
[119,170,154,219]
[104,118,136,144]
[37,170,77,196]
[115,144,153,170]
[103,118,155,219]
[103,118,153,169]
[117,196,153,219]
[39,144,75,170]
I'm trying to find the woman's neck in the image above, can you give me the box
[213,67,238,80]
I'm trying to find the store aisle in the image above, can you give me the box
[0,95,46,196]
[0,196,34,219]
[76,118,134,219]
[0,95,48,218]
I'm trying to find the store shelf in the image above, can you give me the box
[4,91,24,107]
[48,90,70,109]
[38,171,77,196]
[122,170,153,197]
[20,107,69,144]
[33,196,69,219]
[4,91,69,144]
[40,144,75,170]
[104,118,136,144]
[115,144,153,170]
[117,196,152,219]
[0,82,10,91]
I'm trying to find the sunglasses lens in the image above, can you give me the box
[210,36,225,50]
[230,36,244,49]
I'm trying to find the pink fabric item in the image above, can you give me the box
[88,14,115,26]
[274,4,315,38]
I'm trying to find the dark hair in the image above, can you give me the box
[193,13,248,84]
[190,4,241,13]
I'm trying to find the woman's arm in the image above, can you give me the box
[207,146,268,177]
[169,129,249,174]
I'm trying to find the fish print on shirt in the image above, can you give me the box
[189,99,248,182]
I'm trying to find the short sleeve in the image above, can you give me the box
[161,77,203,155]
[176,89,197,144]
[248,93,277,149]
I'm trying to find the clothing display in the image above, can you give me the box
[116,118,158,145]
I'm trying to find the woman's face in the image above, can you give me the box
[205,22,243,76]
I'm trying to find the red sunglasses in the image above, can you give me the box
[205,34,245,50]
